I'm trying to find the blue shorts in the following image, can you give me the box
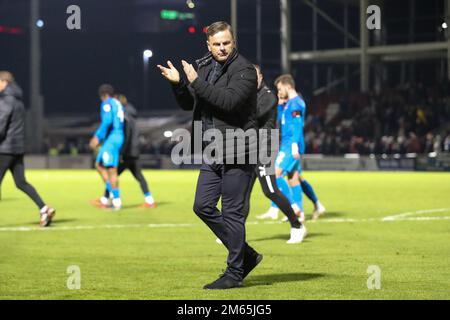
[96,137,123,168]
[275,148,302,175]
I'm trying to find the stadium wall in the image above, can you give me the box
[22,154,450,172]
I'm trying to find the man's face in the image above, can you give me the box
[207,30,235,63]
[100,94,109,101]
[0,80,8,93]
[276,83,289,100]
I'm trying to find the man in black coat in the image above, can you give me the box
[0,71,55,227]
[158,21,262,289]
[243,65,306,244]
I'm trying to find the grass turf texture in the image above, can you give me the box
[0,170,449,300]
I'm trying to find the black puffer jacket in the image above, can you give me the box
[0,82,25,155]
[256,82,278,160]
[172,49,258,162]
[256,82,277,131]
[121,103,140,159]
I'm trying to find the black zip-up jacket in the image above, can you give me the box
[257,82,277,131]
[0,82,25,155]
[256,82,278,164]
[121,103,140,159]
[171,49,258,162]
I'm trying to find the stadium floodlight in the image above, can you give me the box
[186,0,196,9]
[442,22,448,29]
[164,131,173,138]
[143,50,153,59]
[36,20,44,28]
[142,49,153,109]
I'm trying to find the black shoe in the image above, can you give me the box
[243,253,263,279]
[203,274,243,290]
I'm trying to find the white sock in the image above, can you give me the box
[268,207,279,216]
[145,195,155,205]
[112,198,122,208]
[100,197,109,206]
[40,205,48,214]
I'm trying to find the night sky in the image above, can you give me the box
[0,0,446,116]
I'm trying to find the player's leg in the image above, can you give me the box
[260,173,307,243]
[276,151,304,216]
[128,159,156,208]
[257,151,292,219]
[259,172,299,226]
[287,170,304,222]
[9,155,55,226]
[0,154,13,186]
[0,154,14,202]
[107,166,121,210]
[299,174,326,219]
[92,161,113,208]
[94,143,122,209]
[102,160,127,204]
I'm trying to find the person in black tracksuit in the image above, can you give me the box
[158,21,261,289]
[0,71,55,227]
[242,66,305,242]
[100,95,155,208]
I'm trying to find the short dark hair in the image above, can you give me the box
[0,71,14,83]
[274,74,296,88]
[206,21,234,40]
[98,84,114,97]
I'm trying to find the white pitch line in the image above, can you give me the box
[0,223,196,232]
[1,214,450,233]
[382,208,450,221]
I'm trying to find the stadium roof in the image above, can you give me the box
[291,42,449,63]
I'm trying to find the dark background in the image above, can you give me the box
[0,0,447,115]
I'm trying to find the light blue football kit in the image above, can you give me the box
[95,97,125,168]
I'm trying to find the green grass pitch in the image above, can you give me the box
[0,170,449,300]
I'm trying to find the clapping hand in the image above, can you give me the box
[181,60,198,83]
[157,61,181,84]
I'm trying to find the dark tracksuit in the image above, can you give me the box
[242,83,301,229]
[0,82,46,209]
[104,103,150,198]
[171,49,259,281]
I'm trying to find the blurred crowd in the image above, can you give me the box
[44,135,176,156]
[44,82,450,157]
[304,82,450,155]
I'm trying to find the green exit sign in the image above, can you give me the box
[160,10,195,21]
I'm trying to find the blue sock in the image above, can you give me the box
[301,180,319,204]
[112,189,120,199]
[291,184,303,211]
[144,192,152,197]
[270,201,278,208]
[276,177,294,205]
[105,182,113,198]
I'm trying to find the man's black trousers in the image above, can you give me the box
[0,154,45,209]
[193,163,257,281]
